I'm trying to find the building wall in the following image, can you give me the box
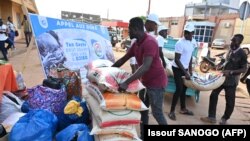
[229,0,240,8]
[159,13,244,45]
[234,18,250,44]
[211,0,228,4]
[0,0,12,22]
[12,0,37,12]
[0,0,38,40]
[160,17,185,38]
[213,19,235,43]
[13,2,25,40]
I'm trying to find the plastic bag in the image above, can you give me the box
[57,97,90,131]
[56,124,93,141]
[9,110,58,141]
[0,124,7,138]
[2,112,26,132]
[14,71,26,91]
[0,91,23,123]
[15,30,19,36]
[49,65,82,100]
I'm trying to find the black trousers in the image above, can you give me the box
[0,41,8,61]
[24,32,32,47]
[246,79,250,95]
[208,84,237,120]
[5,38,13,50]
[170,66,188,112]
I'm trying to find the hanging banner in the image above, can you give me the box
[29,13,115,83]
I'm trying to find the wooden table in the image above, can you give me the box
[0,64,18,101]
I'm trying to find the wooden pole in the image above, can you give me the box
[147,0,151,16]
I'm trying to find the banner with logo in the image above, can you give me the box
[29,13,115,83]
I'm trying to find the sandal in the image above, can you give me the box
[180,109,194,116]
[168,112,176,120]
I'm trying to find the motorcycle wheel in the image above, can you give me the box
[200,61,211,73]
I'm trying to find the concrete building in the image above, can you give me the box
[160,0,250,45]
[234,18,250,44]
[61,11,101,24]
[185,0,239,18]
[101,20,129,40]
[0,0,38,40]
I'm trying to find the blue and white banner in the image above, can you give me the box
[29,13,115,83]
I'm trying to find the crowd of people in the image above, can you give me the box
[112,13,249,139]
[0,15,31,61]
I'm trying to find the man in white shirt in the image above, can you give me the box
[7,16,16,49]
[168,23,195,120]
[145,13,161,37]
[156,25,168,68]
[0,19,9,61]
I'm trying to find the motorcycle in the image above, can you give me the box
[199,52,226,73]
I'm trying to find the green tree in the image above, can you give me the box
[140,16,146,23]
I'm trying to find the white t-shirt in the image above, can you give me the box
[148,31,157,38]
[191,38,198,48]
[0,24,8,41]
[157,35,166,48]
[172,38,194,69]
[129,38,137,65]
[7,21,15,31]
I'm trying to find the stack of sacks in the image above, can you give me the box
[83,59,146,141]
[183,72,225,91]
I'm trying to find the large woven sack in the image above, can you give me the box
[86,59,113,70]
[183,73,225,91]
[164,57,173,76]
[0,92,23,123]
[82,88,141,128]
[87,67,145,93]
[85,83,104,103]
[91,117,141,141]
[162,48,175,60]
[100,92,148,111]
[97,134,141,141]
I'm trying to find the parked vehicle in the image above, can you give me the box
[200,52,226,73]
[211,39,228,49]
[108,30,118,47]
[241,44,250,55]
[120,37,131,49]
